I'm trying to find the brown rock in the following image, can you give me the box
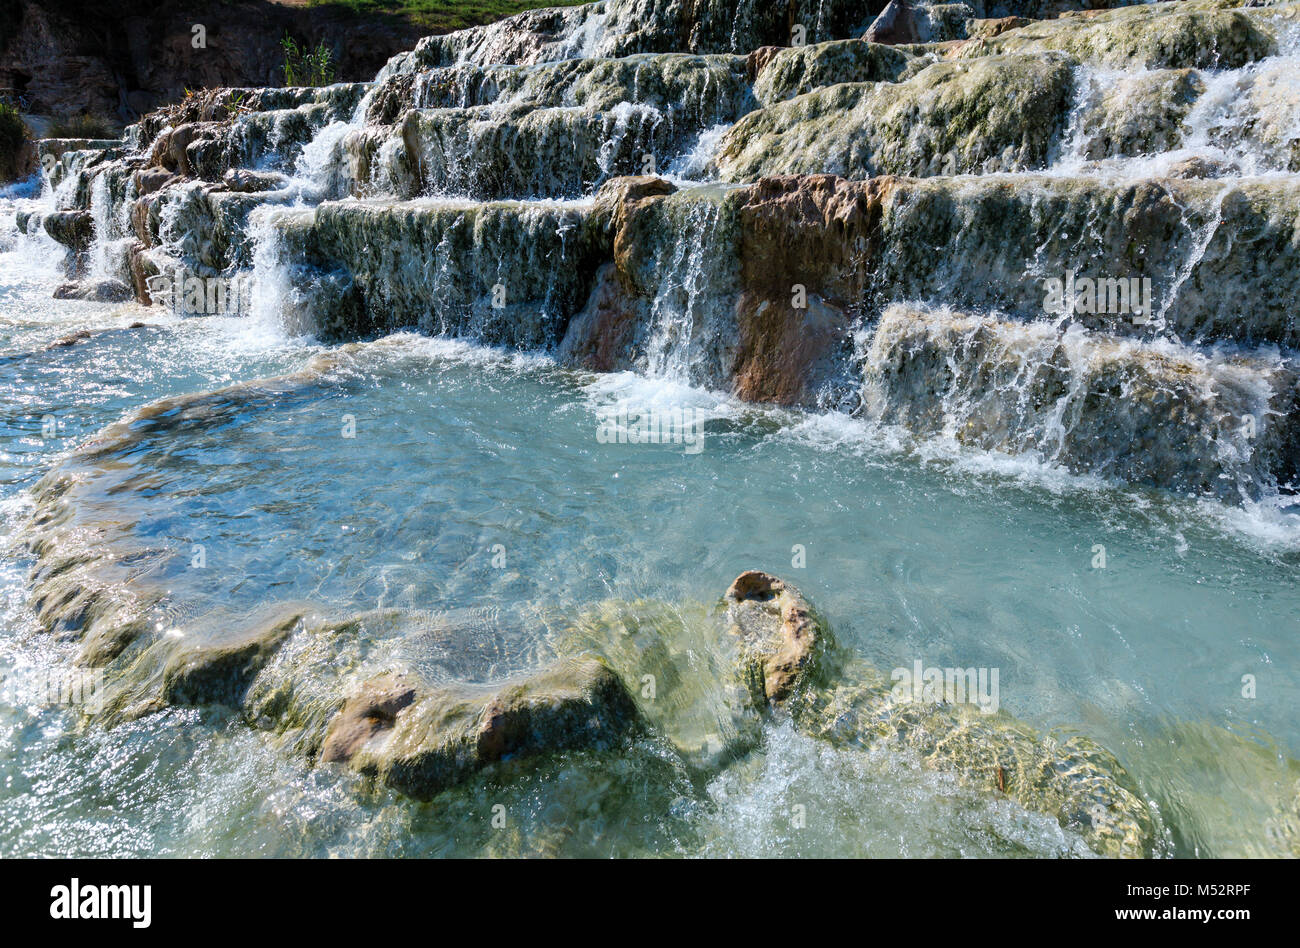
[725,571,825,705]
[588,174,678,293]
[559,176,678,373]
[129,195,156,247]
[319,673,417,764]
[132,167,181,197]
[731,174,896,405]
[163,123,204,176]
[559,262,640,372]
[746,45,783,82]
[864,0,921,45]
[128,241,159,301]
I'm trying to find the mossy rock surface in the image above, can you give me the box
[718,52,1075,181]
[956,1,1279,69]
[752,41,916,104]
[335,656,642,800]
[161,612,303,708]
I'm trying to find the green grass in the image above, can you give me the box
[308,0,590,33]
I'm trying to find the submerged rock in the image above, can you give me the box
[550,597,763,769]
[548,570,1159,856]
[44,329,92,348]
[795,665,1157,857]
[161,612,302,708]
[21,476,163,669]
[720,571,1156,857]
[318,672,417,764]
[325,657,641,800]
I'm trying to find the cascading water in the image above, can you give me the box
[642,197,734,382]
[1051,20,1300,177]
[4,0,1300,860]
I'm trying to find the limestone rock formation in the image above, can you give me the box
[955,1,1279,69]
[717,53,1076,180]
[752,41,916,104]
[862,305,1300,498]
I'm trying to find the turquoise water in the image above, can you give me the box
[1,196,1298,857]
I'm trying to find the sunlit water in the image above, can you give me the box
[2,186,1299,857]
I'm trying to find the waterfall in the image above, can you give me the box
[1050,19,1300,179]
[288,119,358,202]
[644,198,731,383]
[666,123,731,180]
[860,305,1293,500]
[86,167,135,281]
[24,0,1300,501]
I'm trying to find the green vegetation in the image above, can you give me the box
[308,0,589,33]
[281,35,338,87]
[0,100,30,182]
[47,113,116,139]
[226,90,253,118]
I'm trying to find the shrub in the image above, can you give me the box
[47,113,116,139]
[0,100,31,182]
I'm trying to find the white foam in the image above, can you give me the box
[580,368,741,422]
[665,122,732,182]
